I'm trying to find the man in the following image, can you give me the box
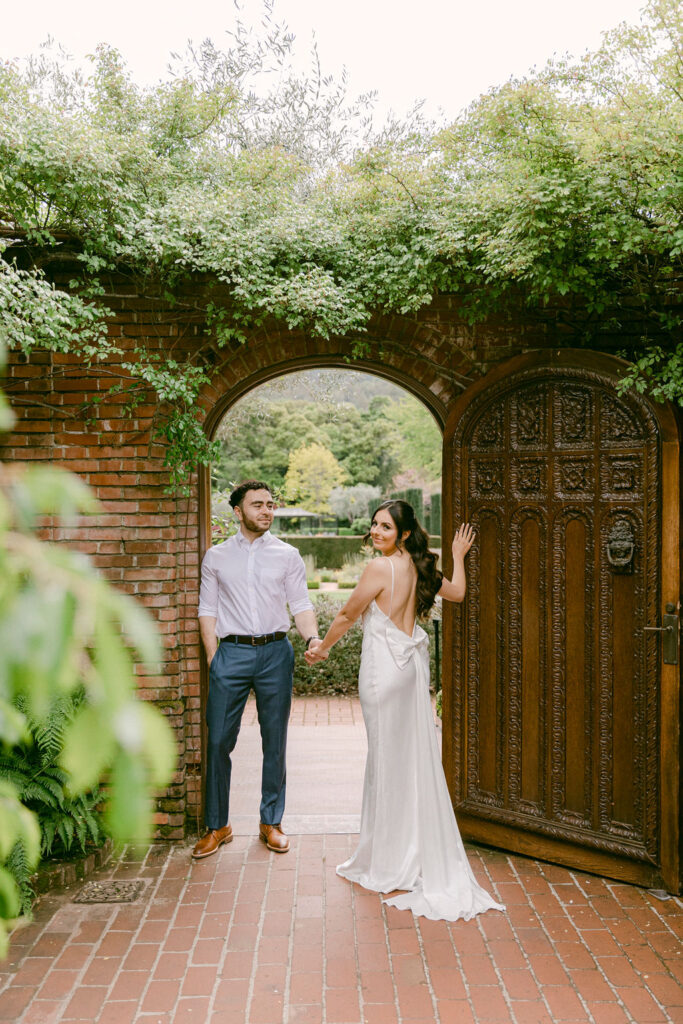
[193,480,321,859]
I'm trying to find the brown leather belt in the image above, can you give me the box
[220,631,287,646]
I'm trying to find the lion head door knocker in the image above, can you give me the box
[606,518,635,574]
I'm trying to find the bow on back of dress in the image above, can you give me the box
[384,617,429,668]
[382,557,429,669]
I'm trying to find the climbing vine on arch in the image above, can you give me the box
[0,0,680,487]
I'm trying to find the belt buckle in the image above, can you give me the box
[251,636,257,646]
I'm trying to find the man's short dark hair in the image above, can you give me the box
[229,480,273,509]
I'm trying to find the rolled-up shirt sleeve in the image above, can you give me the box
[198,548,219,618]
[285,549,313,616]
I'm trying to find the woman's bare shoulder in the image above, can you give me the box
[360,557,389,580]
[392,552,417,577]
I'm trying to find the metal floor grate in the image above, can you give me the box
[73,879,146,904]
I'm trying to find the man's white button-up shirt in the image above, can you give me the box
[198,530,313,638]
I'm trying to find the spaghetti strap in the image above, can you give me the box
[388,557,395,619]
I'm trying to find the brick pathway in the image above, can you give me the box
[1,697,682,1024]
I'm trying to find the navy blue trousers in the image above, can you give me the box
[204,637,295,830]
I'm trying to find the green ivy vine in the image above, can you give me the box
[0,0,681,487]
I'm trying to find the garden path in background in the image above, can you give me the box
[229,695,366,837]
[1,695,682,1024]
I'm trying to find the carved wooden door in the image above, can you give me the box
[442,351,681,891]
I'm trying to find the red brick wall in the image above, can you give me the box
[0,275,563,837]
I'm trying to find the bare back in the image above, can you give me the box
[374,553,418,636]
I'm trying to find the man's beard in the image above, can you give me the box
[241,512,271,534]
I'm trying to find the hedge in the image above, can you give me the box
[285,535,441,569]
[389,487,424,522]
[291,595,440,695]
[406,487,425,522]
[430,493,442,536]
[285,535,366,568]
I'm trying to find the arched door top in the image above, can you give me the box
[203,354,449,441]
[445,349,679,447]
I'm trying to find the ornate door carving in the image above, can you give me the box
[443,351,681,891]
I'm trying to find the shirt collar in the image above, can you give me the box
[235,529,272,549]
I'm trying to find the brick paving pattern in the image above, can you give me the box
[1,697,681,1024]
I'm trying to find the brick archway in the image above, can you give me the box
[204,352,448,435]
[198,315,481,433]
[4,267,672,842]
[0,280,555,838]
[193,336,463,828]
[198,351,458,550]
[196,320,478,558]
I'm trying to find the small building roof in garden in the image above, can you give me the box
[273,507,318,518]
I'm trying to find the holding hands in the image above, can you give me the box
[452,522,475,560]
[305,638,329,666]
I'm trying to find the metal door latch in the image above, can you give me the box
[643,603,679,665]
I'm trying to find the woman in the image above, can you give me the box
[305,500,504,921]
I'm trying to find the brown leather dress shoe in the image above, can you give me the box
[192,825,233,859]
[259,823,289,853]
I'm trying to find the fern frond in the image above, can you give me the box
[21,779,61,808]
[0,752,32,774]
[32,698,72,763]
[39,765,69,784]
[6,841,34,916]
[56,817,75,851]
[84,807,101,846]
[41,820,56,857]
[75,817,87,849]
[0,763,32,794]
[4,692,106,865]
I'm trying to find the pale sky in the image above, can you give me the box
[3,0,646,121]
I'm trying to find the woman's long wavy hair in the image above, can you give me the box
[364,500,443,619]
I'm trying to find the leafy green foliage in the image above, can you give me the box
[0,342,176,955]
[616,343,683,404]
[278,535,369,569]
[0,783,39,924]
[428,0,682,349]
[214,397,401,493]
[0,694,104,914]
[0,0,681,484]
[329,484,381,524]
[0,252,112,361]
[210,488,239,544]
[284,442,347,513]
[429,493,442,536]
[384,400,442,485]
[390,487,425,523]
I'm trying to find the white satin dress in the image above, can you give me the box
[337,562,505,921]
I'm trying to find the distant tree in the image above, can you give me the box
[329,483,381,523]
[330,399,401,491]
[384,399,442,485]
[214,403,320,490]
[284,442,347,513]
[214,396,404,492]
